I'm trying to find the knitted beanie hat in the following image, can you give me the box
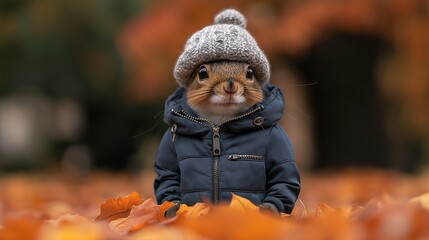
[174,9,270,87]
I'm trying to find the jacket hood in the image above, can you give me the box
[164,84,285,135]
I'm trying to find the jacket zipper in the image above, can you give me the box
[228,154,264,160]
[212,127,220,203]
[171,106,263,204]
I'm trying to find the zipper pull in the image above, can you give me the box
[171,124,177,142]
[213,127,221,156]
[228,154,240,160]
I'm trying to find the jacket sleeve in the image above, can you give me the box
[153,129,181,204]
[264,125,301,214]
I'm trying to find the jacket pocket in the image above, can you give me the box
[227,154,264,160]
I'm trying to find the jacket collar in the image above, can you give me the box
[164,84,285,135]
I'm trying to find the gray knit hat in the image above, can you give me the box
[174,9,270,87]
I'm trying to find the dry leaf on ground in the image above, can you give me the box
[176,202,211,218]
[95,191,144,222]
[109,198,174,233]
[2,170,429,239]
[228,193,259,212]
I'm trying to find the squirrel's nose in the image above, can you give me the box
[223,78,238,94]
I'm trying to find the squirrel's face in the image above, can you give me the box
[186,61,264,118]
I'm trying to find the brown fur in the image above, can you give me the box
[186,61,263,124]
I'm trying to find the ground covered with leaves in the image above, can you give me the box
[1,169,429,240]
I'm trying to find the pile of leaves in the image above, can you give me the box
[1,170,429,239]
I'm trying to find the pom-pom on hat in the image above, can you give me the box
[174,9,270,87]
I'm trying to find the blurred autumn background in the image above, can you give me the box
[1,0,429,239]
[1,0,429,173]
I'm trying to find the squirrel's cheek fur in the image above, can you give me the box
[186,61,263,120]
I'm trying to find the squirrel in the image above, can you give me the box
[154,9,301,217]
[186,61,263,125]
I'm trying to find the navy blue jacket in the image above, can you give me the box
[154,84,301,213]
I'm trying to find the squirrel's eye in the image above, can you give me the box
[246,67,254,80]
[198,66,209,80]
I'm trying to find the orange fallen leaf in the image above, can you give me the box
[95,191,144,222]
[170,194,291,240]
[157,200,176,222]
[291,199,308,218]
[129,200,175,232]
[228,193,259,212]
[176,202,211,218]
[316,202,335,215]
[109,198,174,233]
[172,205,289,240]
